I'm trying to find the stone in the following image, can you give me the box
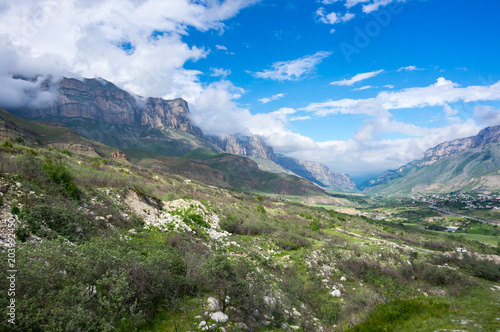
[128,229,137,235]
[207,297,220,311]
[340,276,346,281]
[235,322,248,330]
[0,184,9,193]
[261,320,271,326]
[331,289,341,297]
[210,311,228,323]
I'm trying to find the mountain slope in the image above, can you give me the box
[9,77,218,156]
[277,154,357,192]
[365,126,500,194]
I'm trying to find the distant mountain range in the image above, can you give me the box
[5,77,356,192]
[363,126,500,194]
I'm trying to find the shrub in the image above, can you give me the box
[310,220,321,231]
[61,149,72,157]
[275,231,311,250]
[1,141,13,149]
[184,213,209,228]
[256,204,266,214]
[42,157,80,200]
[10,205,20,215]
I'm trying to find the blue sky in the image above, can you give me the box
[1,0,499,175]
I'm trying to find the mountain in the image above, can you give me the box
[10,77,216,156]
[206,134,356,192]
[6,76,352,192]
[206,134,278,162]
[364,126,500,194]
[276,154,357,192]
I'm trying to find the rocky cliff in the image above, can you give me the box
[363,125,500,193]
[421,125,500,165]
[12,77,203,136]
[277,155,357,192]
[206,135,278,162]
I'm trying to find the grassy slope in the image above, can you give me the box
[1,110,499,331]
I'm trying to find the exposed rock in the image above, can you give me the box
[210,311,229,323]
[277,155,356,192]
[234,322,248,330]
[207,297,220,311]
[331,289,341,297]
[110,150,130,162]
[207,135,277,162]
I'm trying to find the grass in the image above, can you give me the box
[349,288,500,332]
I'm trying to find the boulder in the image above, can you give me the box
[210,311,229,323]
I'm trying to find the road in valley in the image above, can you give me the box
[429,203,498,225]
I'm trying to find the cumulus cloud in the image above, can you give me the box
[0,0,259,108]
[210,67,231,78]
[316,7,355,25]
[259,93,285,104]
[330,69,384,86]
[252,51,331,81]
[216,45,228,51]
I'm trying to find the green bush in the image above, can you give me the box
[10,205,20,215]
[184,213,209,228]
[310,220,321,231]
[275,231,311,250]
[1,141,13,149]
[42,158,80,200]
[256,204,266,214]
[61,149,72,157]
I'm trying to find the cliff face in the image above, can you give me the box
[277,155,357,192]
[363,125,500,193]
[421,126,500,165]
[206,135,278,162]
[12,77,203,137]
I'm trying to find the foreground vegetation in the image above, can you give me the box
[0,139,499,331]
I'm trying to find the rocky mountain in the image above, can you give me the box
[206,135,278,162]
[420,126,500,165]
[6,76,354,192]
[276,155,357,192]
[364,126,500,194]
[9,77,213,155]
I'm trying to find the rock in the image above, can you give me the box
[292,310,301,317]
[0,184,9,193]
[207,297,220,311]
[261,320,271,326]
[263,296,276,306]
[210,311,229,323]
[128,229,137,235]
[234,322,248,330]
[198,321,208,330]
[331,289,341,297]
[110,150,130,162]
[106,214,113,220]
[340,276,346,281]
[194,315,202,320]
[15,182,21,188]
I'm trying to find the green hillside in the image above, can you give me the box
[366,142,500,195]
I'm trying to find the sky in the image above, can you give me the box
[0,0,500,177]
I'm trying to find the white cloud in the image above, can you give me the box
[210,67,231,77]
[320,0,341,4]
[397,65,423,72]
[316,7,355,25]
[362,0,399,13]
[252,51,331,81]
[0,0,259,107]
[353,85,375,91]
[216,45,228,51]
[345,0,370,8]
[474,105,500,126]
[384,84,395,89]
[330,69,384,86]
[259,93,285,104]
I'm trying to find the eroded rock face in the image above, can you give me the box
[277,155,357,192]
[110,150,130,162]
[421,126,500,165]
[206,135,278,162]
[11,77,203,137]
